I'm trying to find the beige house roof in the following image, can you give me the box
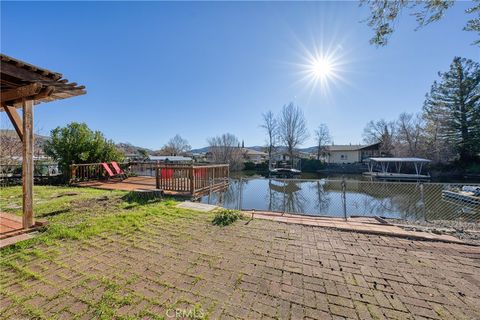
[325,143,379,152]
[242,148,267,156]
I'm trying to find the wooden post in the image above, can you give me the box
[155,166,160,189]
[190,167,195,195]
[22,99,34,229]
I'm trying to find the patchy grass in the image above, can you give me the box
[211,209,243,226]
[0,185,201,256]
[0,185,215,318]
[0,185,123,217]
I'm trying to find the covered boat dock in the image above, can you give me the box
[364,157,431,180]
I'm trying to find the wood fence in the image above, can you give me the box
[155,164,229,196]
[70,162,230,196]
[70,163,104,182]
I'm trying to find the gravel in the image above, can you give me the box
[386,218,480,245]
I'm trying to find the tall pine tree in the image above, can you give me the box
[423,57,480,164]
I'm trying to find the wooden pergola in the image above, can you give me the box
[1,53,86,229]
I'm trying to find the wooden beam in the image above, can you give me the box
[22,99,34,229]
[0,83,42,103]
[1,59,62,81]
[0,86,58,107]
[2,103,23,141]
[34,86,55,100]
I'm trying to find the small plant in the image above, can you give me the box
[212,209,242,226]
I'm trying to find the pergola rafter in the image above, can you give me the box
[1,53,86,229]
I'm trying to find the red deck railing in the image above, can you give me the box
[155,164,229,195]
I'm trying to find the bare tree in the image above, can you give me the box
[422,111,455,163]
[260,111,278,167]
[0,127,47,175]
[396,113,425,157]
[159,134,191,156]
[278,103,309,161]
[363,119,395,156]
[0,130,22,175]
[314,124,331,160]
[207,133,243,171]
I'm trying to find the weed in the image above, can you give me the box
[211,209,243,226]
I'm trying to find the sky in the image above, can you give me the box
[1,1,479,150]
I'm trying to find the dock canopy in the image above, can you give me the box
[365,157,431,179]
[1,53,86,229]
[368,157,431,163]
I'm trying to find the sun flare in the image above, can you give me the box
[291,42,349,98]
[310,58,333,79]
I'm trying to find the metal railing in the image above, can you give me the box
[200,177,480,225]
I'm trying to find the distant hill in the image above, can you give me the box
[116,142,154,155]
[299,146,317,153]
[190,147,209,153]
[190,145,318,154]
[0,129,49,141]
[0,129,49,157]
[191,146,266,153]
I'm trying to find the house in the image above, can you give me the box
[148,155,193,163]
[242,148,268,164]
[272,150,314,162]
[323,143,380,164]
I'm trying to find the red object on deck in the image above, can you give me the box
[161,168,173,179]
[111,161,124,175]
[101,163,115,177]
[194,168,206,178]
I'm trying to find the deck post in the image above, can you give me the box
[22,99,34,229]
[70,165,76,182]
[190,166,195,195]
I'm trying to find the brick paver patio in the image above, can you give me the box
[1,211,480,319]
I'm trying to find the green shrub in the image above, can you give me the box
[43,122,124,174]
[243,161,256,171]
[243,161,269,172]
[212,209,243,226]
[301,159,326,172]
[466,162,480,173]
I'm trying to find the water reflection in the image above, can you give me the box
[200,178,480,221]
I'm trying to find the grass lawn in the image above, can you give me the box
[1,186,479,320]
[1,186,215,319]
[0,186,194,251]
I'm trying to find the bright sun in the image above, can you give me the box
[292,41,349,98]
[311,58,333,79]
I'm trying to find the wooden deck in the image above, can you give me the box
[74,176,158,191]
[73,176,228,196]
[0,212,46,247]
[0,212,23,236]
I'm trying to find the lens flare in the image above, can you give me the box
[290,41,349,99]
[310,57,333,79]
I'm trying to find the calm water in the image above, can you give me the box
[200,174,480,221]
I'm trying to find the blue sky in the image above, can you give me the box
[1,1,478,149]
